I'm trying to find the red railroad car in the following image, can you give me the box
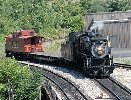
[5,30,43,57]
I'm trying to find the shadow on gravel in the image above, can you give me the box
[38,61,87,79]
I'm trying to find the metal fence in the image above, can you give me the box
[84,11,131,48]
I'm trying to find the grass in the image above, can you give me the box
[114,58,131,64]
[0,42,5,59]
[44,39,64,53]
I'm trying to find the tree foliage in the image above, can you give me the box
[0,0,131,41]
[106,0,130,12]
[0,0,83,41]
[0,58,42,100]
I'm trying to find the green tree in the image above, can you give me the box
[88,0,107,13]
[0,58,42,100]
[1,0,131,42]
[106,0,130,12]
[79,0,93,13]
[79,0,107,13]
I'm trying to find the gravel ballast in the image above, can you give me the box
[43,65,112,99]
[21,61,112,100]
[112,58,131,90]
[111,68,131,90]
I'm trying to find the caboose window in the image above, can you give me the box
[16,41,18,48]
[12,41,18,48]
[31,37,35,45]
[9,41,11,46]
[18,32,22,37]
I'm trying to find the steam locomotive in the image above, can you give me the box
[61,31,114,77]
[5,22,114,77]
[61,20,114,77]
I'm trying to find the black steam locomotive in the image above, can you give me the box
[61,27,114,77]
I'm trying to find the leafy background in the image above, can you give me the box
[0,0,131,41]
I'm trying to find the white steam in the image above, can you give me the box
[90,21,104,32]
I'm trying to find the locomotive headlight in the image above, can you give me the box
[97,47,103,55]
[108,41,111,47]
[91,42,109,58]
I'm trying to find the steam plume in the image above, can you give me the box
[90,21,104,32]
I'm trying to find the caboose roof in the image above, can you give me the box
[5,30,43,39]
[15,30,35,36]
[19,35,40,39]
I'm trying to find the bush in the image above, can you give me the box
[0,58,42,100]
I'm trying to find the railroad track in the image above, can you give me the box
[44,74,69,100]
[18,61,90,100]
[95,77,131,100]
[114,63,131,69]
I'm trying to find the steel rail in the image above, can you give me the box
[95,77,131,100]
[95,79,122,100]
[114,63,131,69]
[44,74,69,100]
[43,68,89,100]
[109,77,131,95]
[18,61,89,100]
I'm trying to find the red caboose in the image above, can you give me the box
[5,30,43,57]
